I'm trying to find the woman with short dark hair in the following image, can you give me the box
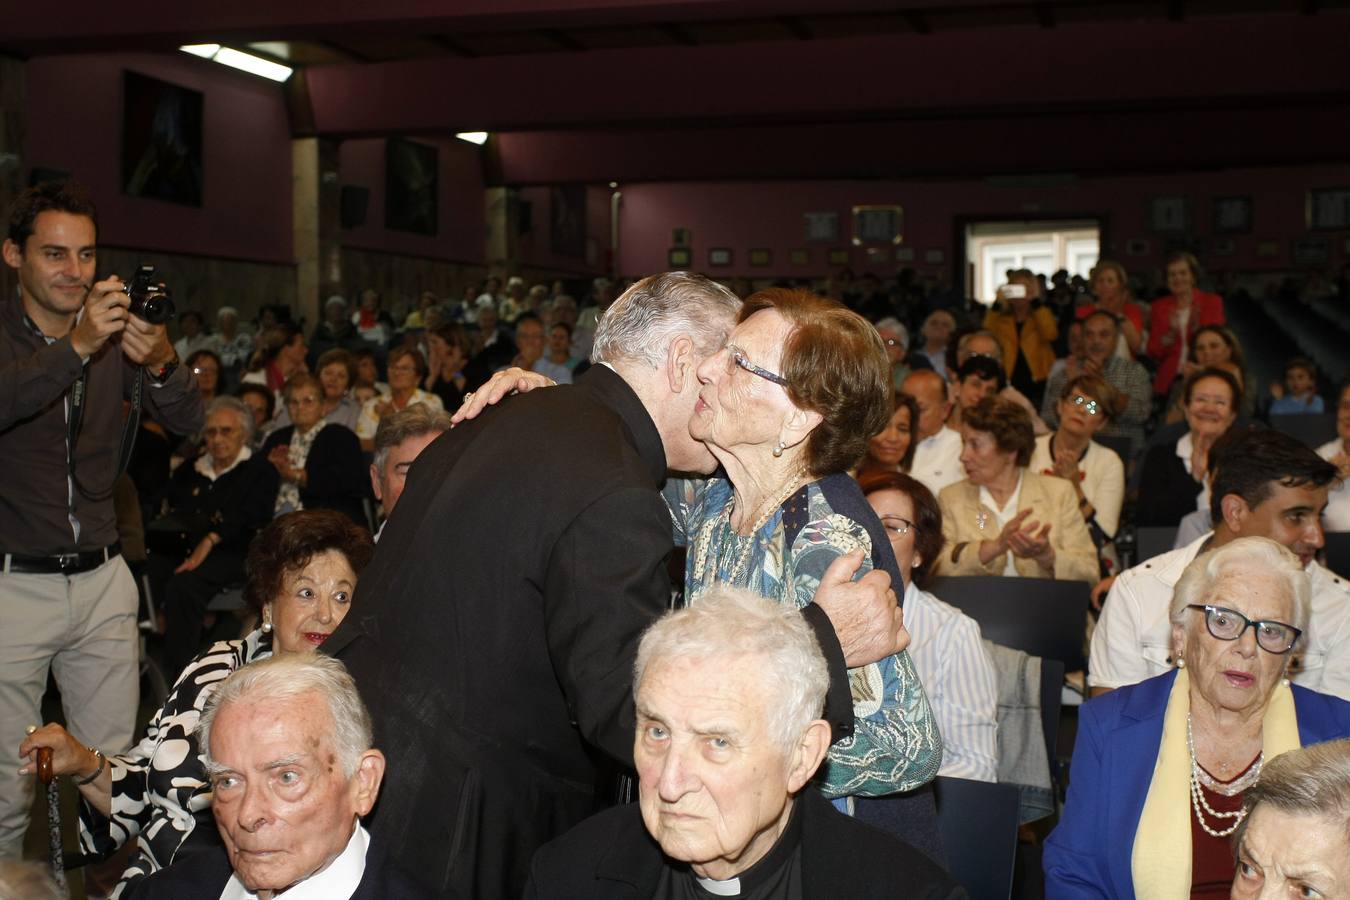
[17,511,373,899]
[936,395,1098,581]
[355,345,444,452]
[262,373,368,527]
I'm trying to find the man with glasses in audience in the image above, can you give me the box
[1090,428,1350,699]
[1041,309,1151,458]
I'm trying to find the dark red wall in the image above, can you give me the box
[23,53,293,264]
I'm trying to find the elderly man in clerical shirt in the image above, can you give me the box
[524,586,965,900]
[128,655,425,900]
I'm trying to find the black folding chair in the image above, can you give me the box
[933,776,1021,900]
[928,576,1090,672]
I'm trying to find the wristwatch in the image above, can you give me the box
[147,354,180,385]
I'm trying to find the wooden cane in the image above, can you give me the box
[34,746,68,893]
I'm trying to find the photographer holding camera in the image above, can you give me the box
[0,180,203,858]
[983,268,1059,409]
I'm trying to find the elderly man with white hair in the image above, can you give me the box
[129,654,425,899]
[525,587,964,900]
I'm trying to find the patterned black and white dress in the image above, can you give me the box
[78,629,272,897]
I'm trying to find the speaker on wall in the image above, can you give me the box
[340,185,369,229]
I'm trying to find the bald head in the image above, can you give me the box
[902,369,952,442]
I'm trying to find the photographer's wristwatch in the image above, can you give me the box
[147,354,180,385]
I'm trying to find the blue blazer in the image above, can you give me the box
[1043,670,1350,899]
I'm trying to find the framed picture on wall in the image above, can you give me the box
[749,248,772,267]
[671,227,691,247]
[708,247,733,266]
[1213,196,1252,233]
[385,137,438,235]
[122,71,204,207]
[804,212,839,243]
[668,248,692,268]
[1149,196,1189,233]
[1125,238,1150,256]
[1293,237,1331,267]
[851,205,904,246]
[1308,188,1350,230]
[895,247,915,262]
[789,249,811,266]
[923,248,945,264]
[1211,237,1236,257]
[550,185,587,257]
[827,249,851,265]
[1257,240,1280,258]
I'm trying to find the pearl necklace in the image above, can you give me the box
[694,474,805,587]
[1187,713,1260,838]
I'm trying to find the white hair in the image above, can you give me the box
[1171,536,1311,633]
[206,395,256,443]
[591,272,740,368]
[1240,739,1350,845]
[198,654,373,779]
[633,586,827,753]
[875,317,909,350]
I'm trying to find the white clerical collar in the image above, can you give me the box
[218,822,368,900]
[694,874,743,896]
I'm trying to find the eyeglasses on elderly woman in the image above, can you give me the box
[1069,394,1102,417]
[725,344,788,387]
[1185,604,1303,654]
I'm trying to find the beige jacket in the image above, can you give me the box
[936,471,1099,583]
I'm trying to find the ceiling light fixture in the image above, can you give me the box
[180,44,293,82]
[455,132,489,146]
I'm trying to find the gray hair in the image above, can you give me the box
[957,328,1003,363]
[633,586,827,753]
[875,317,909,350]
[0,860,63,900]
[1171,536,1311,633]
[1237,739,1350,848]
[372,402,452,472]
[591,272,740,368]
[206,395,256,443]
[198,654,373,779]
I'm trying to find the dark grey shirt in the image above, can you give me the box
[0,298,203,554]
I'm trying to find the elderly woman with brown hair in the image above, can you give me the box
[936,394,1098,582]
[354,344,444,452]
[1044,538,1350,898]
[666,287,941,812]
[17,510,374,899]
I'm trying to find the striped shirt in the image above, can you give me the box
[904,580,1000,782]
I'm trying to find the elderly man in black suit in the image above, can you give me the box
[525,587,964,900]
[324,272,905,899]
[127,654,426,899]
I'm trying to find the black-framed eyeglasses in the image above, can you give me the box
[880,515,917,537]
[726,345,788,387]
[1186,604,1303,654]
[1070,394,1102,417]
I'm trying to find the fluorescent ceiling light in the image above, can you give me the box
[180,44,293,82]
[455,132,489,146]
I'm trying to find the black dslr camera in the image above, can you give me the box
[123,265,175,325]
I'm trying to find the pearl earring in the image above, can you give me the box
[1176,656,1185,669]
[261,615,273,634]
[772,441,786,458]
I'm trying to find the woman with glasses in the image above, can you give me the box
[860,470,999,782]
[935,394,1099,583]
[1045,537,1350,898]
[354,345,444,452]
[664,288,943,853]
[1030,375,1126,576]
[146,397,280,677]
[261,373,367,527]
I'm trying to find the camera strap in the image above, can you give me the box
[68,364,144,503]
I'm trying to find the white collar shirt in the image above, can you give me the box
[910,427,965,497]
[219,823,368,900]
[977,474,1023,576]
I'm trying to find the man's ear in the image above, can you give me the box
[664,335,698,393]
[1219,493,1249,534]
[351,749,386,817]
[2,239,22,270]
[786,720,831,793]
[368,464,383,503]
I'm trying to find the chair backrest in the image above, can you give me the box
[1134,525,1180,566]
[1324,531,1350,580]
[929,575,1089,671]
[1039,658,1066,783]
[1094,433,1132,464]
[1269,412,1338,450]
[933,776,1021,900]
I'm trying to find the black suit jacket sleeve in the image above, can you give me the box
[544,484,674,767]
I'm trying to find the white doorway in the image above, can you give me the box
[965,219,1100,304]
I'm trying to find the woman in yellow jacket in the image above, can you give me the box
[983,270,1058,407]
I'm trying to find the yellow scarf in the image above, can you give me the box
[1131,669,1300,898]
